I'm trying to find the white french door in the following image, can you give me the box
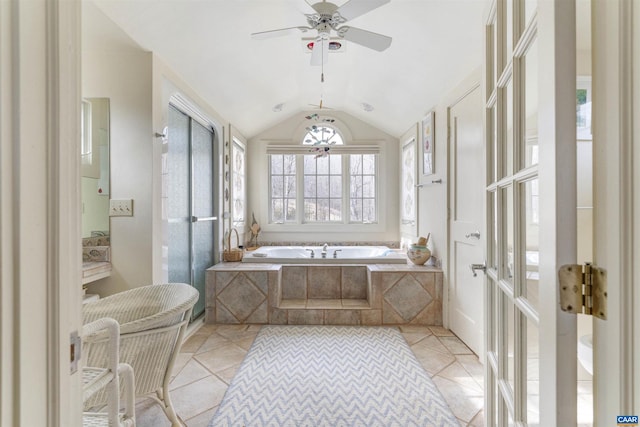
[483,0,578,425]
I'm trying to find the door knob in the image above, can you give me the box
[465,231,481,239]
[470,262,487,277]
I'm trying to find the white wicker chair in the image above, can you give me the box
[82,317,136,427]
[83,283,199,427]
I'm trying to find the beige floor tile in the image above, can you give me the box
[399,325,434,334]
[171,352,195,379]
[181,333,209,353]
[402,331,432,346]
[430,325,455,336]
[214,363,242,385]
[439,336,474,355]
[437,361,483,394]
[171,375,229,421]
[213,324,249,338]
[412,346,456,376]
[135,397,172,427]
[468,410,485,426]
[169,359,212,391]
[194,342,248,373]
[234,335,257,350]
[456,355,484,389]
[195,333,232,355]
[412,334,451,355]
[432,376,484,423]
[185,406,218,427]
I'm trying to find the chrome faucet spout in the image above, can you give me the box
[322,243,329,252]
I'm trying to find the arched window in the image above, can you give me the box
[302,125,344,146]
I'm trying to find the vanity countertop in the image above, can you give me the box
[82,261,112,284]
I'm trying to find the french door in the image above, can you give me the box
[167,104,216,319]
[483,0,577,425]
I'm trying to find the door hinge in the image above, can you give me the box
[558,262,607,320]
[70,330,81,374]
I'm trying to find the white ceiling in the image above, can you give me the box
[85,0,487,139]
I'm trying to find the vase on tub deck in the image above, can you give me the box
[407,244,431,265]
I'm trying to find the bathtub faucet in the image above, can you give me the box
[321,243,329,258]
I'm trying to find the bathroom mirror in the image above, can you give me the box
[81,97,110,238]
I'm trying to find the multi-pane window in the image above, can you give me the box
[270,154,296,223]
[349,154,376,222]
[303,155,342,221]
[268,153,377,224]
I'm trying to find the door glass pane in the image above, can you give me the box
[490,190,498,270]
[506,297,515,392]
[503,185,514,284]
[168,221,190,284]
[489,279,498,354]
[523,179,539,311]
[526,317,540,426]
[490,104,498,182]
[167,107,190,220]
[504,78,514,177]
[193,221,214,317]
[524,39,539,168]
[192,121,213,218]
[167,106,191,288]
[488,22,496,94]
[505,0,514,59]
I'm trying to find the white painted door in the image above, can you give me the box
[448,84,484,356]
[591,0,639,423]
[483,0,578,425]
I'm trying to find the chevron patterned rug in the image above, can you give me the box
[209,325,458,427]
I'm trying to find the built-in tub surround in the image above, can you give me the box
[243,246,406,264]
[205,263,443,326]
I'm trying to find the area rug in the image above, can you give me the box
[209,325,458,427]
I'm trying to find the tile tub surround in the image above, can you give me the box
[205,263,443,326]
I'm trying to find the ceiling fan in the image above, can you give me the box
[251,0,392,66]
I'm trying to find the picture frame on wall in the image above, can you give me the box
[422,111,435,175]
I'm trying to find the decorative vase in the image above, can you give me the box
[407,244,431,265]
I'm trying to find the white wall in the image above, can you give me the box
[247,111,399,244]
[83,48,154,296]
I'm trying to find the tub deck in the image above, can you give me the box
[206,262,443,326]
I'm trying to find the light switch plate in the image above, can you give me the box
[109,199,134,217]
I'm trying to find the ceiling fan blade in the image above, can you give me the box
[336,0,390,21]
[338,26,392,51]
[310,36,329,66]
[251,26,310,40]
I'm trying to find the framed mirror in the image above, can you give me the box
[81,98,110,242]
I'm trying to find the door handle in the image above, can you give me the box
[465,231,481,239]
[470,262,487,277]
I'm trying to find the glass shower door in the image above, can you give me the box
[167,105,215,319]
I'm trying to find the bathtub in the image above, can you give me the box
[242,246,407,264]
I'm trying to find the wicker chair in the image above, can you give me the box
[83,283,199,427]
[82,317,136,427]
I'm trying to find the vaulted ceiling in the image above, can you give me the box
[85,0,487,139]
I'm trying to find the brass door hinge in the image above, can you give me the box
[559,263,607,320]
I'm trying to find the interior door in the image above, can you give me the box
[448,83,485,356]
[483,0,577,425]
[167,104,216,320]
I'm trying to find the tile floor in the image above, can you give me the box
[135,323,486,427]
